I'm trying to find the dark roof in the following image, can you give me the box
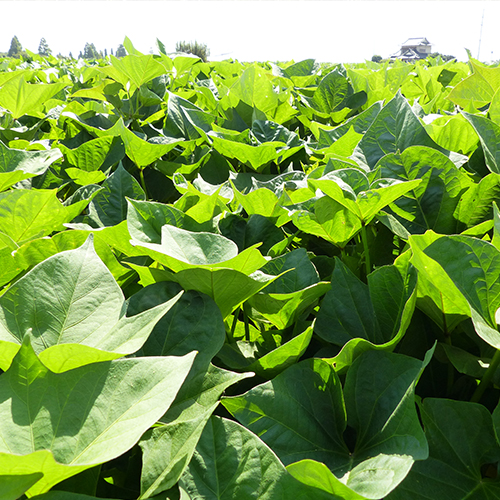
[401,37,431,46]
[390,48,426,60]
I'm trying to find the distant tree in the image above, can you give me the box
[8,36,22,58]
[175,40,210,62]
[82,42,99,59]
[104,48,108,57]
[428,52,456,62]
[38,38,52,56]
[69,51,73,59]
[371,55,383,63]
[116,44,126,58]
[110,47,114,56]
[78,51,83,59]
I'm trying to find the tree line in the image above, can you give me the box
[3,36,127,60]
[2,36,210,61]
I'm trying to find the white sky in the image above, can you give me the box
[0,1,498,63]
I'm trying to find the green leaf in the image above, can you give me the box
[387,399,500,500]
[374,146,472,234]
[312,68,349,114]
[411,232,500,347]
[211,135,283,172]
[65,168,106,186]
[127,282,225,366]
[87,163,145,227]
[493,201,500,250]
[447,58,500,109]
[0,140,62,192]
[227,65,279,117]
[131,224,267,274]
[218,322,314,379]
[0,236,181,370]
[32,493,121,500]
[0,78,67,119]
[179,416,337,500]
[308,173,422,225]
[247,283,330,330]
[312,101,383,147]
[140,365,251,498]
[456,173,500,229]
[423,113,478,156]
[0,337,196,495]
[99,118,182,168]
[0,189,88,245]
[13,221,138,286]
[59,135,116,172]
[0,451,89,498]
[409,231,471,332]
[231,183,290,225]
[101,54,166,94]
[219,213,286,255]
[130,264,276,319]
[463,111,500,174]
[351,91,466,170]
[290,196,362,248]
[259,249,319,293]
[0,472,43,500]
[164,92,215,141]
[288,456,418,500]
[316,259,417,347]
[223,349,431,499]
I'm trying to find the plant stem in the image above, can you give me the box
[139,168,149,200]
[360,223,371,277]
[243,308,250,342]
[471,348,500,403]
[135,90,141,117]
[340,247,346,263]
[440,292,455,396]
[228,306,241,342]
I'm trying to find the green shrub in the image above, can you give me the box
[175,40,210,62]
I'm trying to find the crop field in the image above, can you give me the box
[2,36,500,499]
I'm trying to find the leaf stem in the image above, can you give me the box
[440,292,455,396]
[139,168,149,201]
[471,348,500,403]
[360,223,371,277]
[227,306,241,343]
[135,90,141,117]
[243,307,250,342]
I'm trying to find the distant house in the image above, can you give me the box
[391,37,432,61]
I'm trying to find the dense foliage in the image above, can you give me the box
[2,36,500,499]
[175,41,210,63]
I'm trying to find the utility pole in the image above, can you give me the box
[478,8,485,59]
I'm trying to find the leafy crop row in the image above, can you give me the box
[2,37,500,499]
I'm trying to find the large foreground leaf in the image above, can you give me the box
[0,337,196,495]
[223,349,432,499]
[410,231,500,348]
[0,236,180,371]
[140,365,251,498]
[179,416,343,500]
[387,398,500,499]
